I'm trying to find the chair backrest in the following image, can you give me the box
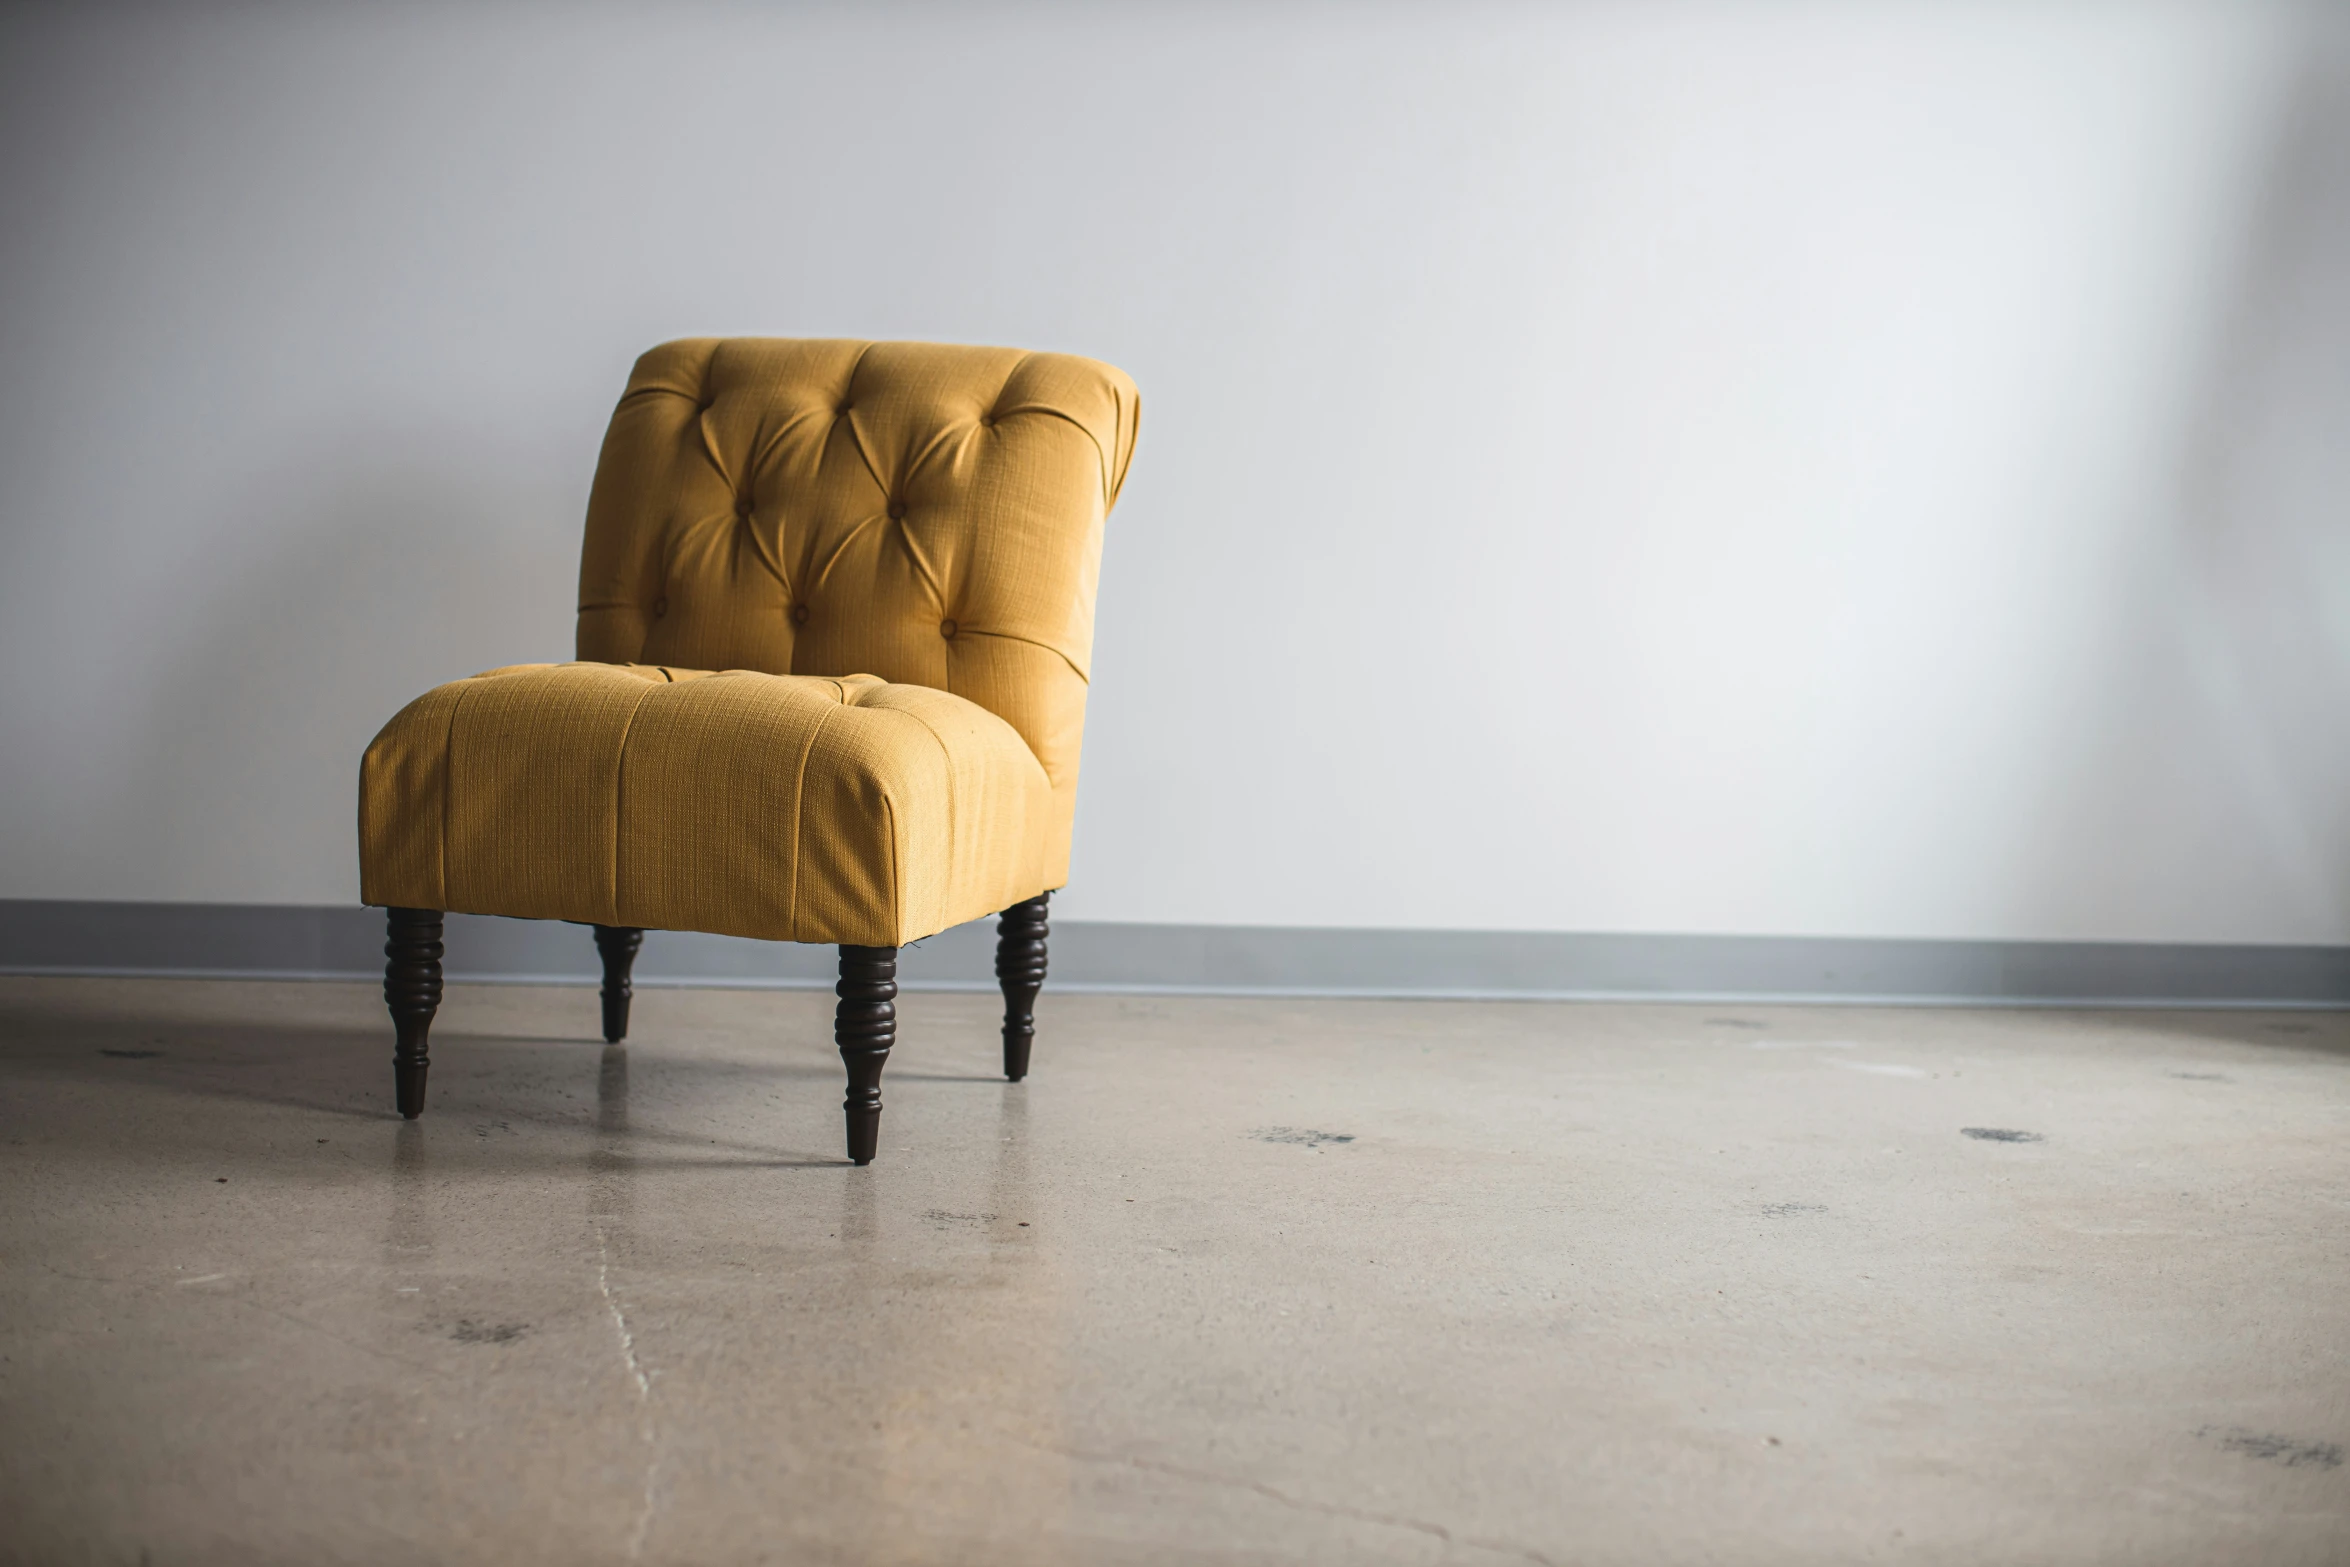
[577,338,1140,887]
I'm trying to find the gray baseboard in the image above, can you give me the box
[0,900,2344,1006]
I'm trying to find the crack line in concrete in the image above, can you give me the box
[1039,1440,1562,1566]
[594,1221,658,1559]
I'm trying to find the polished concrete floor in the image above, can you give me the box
[1,977,2346,1565]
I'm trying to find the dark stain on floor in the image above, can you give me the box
[2198,1425,2343,1469]
[1254,1127,1355,1147]
[2172,1072,2230,1082]
[99,1049,164,1059]
[1761,1203,1827,1216]
[1961,1128,2044,1143]
[449,1320,528,1345]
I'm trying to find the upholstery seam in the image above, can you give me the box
[887,419,964,609]
[749,400,820,481]
[842,341,875,401]
[732,500,790,596]
[959,626,1091,686]
[804,511,883,599]
[436,680,476,909]
[688,343,719,489]
[991,400,1113,502]
[651,526,683,654]
[892,703,962,941]
[697,404,732,497]
[898,418,965,494]
[881,789,901,949]
[839,343,886,497]
[605,679,659,927]
[843,424,888,509]
[787,699,834,942]
[741,404,823,597]
[894,512,944,612]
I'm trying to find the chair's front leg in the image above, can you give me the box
[384,907,444,1118]
[996,893,1050,1082]
[593,925,644,1043]
[836,945,899,1165]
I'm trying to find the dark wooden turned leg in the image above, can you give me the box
[996,893,1050,1082]
[836,945,899,1166]
[592,925,644,1043]
[383,907,444,1119]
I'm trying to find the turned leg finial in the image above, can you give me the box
[836,945,899,1165]
[996,893,1050,1082]
[592,925,644,1043]
[383,907,444,1118]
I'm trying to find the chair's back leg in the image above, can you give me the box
[593,925,644,1043]
[996,893,1051,1082]
[836,945,899,1165]
[384,907,444,1118]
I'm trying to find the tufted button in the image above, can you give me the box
[652,597,668,618]
[939,618,958,640]
[979,414,995,429]
[736,495,753,519]
[887,499,906,521]
[835,401,853,416]
[791,603,810,626]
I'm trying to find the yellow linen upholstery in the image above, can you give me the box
[361,662,1054,946]
[358,338,1140,946]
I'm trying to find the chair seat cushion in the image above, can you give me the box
[359,662,1054,947]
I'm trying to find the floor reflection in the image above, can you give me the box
[838,1150,880,1245]
[384,1118,431,1261]
[989,1085,1032,1245]
[591,1043,632,1225]
[852,1079,1076,1563]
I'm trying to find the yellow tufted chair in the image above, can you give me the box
[357,339,1140,1163]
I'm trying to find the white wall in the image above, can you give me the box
[2,1,2344,943]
